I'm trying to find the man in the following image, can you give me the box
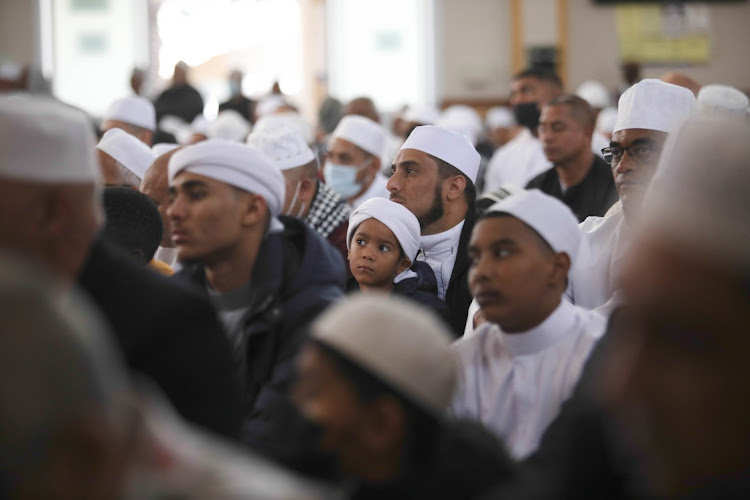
[219,69,256,123]
[101,186,163,265]
[167,139,345,447]
[343,96,403,170]
[247,126,350,265]
[388,125,480,336]
[324,114,389,209]
[567,79,695,310]
[483,68,563,191]
[97,127,156,188]
[101,94,156,145]
[575,80,613,158]
[0,94,243,439]
[154,61,205,124]
[141,146,183,270]
[485,106,518,150]
[600,117,750,498]
[452,190,606,459]
[527,95,618,221]
[293,294,514,498]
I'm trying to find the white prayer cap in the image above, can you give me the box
[252,112,314,144]
[644,117,750,272]
[255,95,288,118]
[485,106,516,130]
[206,110,251,143]
[0,94,98,183]
[331,115,385,157]
[311,294,457,414]
[485,189,581,266]
[576,80,612,109]
[696,84,749,118]
[103,95,156,131]
[168,139,285,233]
[403,104,441,125]
[347,197,421,261]
[614,79,696,134]
[190,115,209,135]
[97,128,156,180]
[152,143,179,157]
[400,125,481,184]
[595,107,619,136]
[437,105,482,145]
[246,126,315,171]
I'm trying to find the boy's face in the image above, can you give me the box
[468,215,565,332]
[348,218,411,289]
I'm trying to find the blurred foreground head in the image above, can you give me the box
[601,116,750,496]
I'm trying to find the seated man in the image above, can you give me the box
[293,294,514,499]
[452,190,606,459]
[101,186,163,266]
[97,127,156,188]
[167,139,345,447]
[101,94,156,145]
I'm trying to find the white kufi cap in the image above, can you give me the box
[485,189,581,266]
[403,104,441,126]
[246,126,315,171]
[347,197,421,261]
[168,139,286,233]
[253,112,315,144]
[207,110,251,143]
[311,294,457,414]
[595,107,619,136]
[576,80,612,109]
[485,106,516,129]
[437,105,482,145]
[97,128,156,179]
[400,125,481,183]
[103,95,156,131]
[331,115,385,157]
[696,84,749,118]
[0,94,98,183]
[614,79,696,134]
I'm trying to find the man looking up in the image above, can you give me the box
[528,95,618,221]
[387,125,480,336]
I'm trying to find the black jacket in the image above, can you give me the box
[77,239,243,439]
[445,212,475,337]
[352,418,516,500]
[175,216,345,449]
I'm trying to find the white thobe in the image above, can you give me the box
[418,220,465,300]
[482,128,551,192]
[154,245,182,272]
[349,173,389,211]
[451,300,606,460]
[566,210,630,310]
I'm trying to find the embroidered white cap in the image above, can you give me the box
[399,125,481,183]
[246,126,315,171]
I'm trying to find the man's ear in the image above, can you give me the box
[359,396,407,452]
[240,193,269,227]
[550,252,571,290]
[396,256,411,275]
[299,177,316,202]
[444,175,467,202]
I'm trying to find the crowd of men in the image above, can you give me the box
[1,57,749,499]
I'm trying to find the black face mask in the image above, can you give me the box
[513,102,541,131]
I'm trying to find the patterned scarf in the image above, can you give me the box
[304,181,350,239]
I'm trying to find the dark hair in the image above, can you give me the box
[545,94,595,128]
[513,68,563,89]
[432,155,477,211]
[313,340,441,462]
[102,187,163,263]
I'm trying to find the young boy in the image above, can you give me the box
[451,189,606,459]
[346,197,449,323]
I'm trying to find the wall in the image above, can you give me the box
[0,0,37,65]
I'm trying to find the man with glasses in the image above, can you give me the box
[567,79,696,310]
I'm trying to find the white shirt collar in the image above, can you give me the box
[421,219,465,254]
[501,299,577,357]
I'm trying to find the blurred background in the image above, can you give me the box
[1,0,748,123]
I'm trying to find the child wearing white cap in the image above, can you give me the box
[451,189,606,460]
[346,197,450,323]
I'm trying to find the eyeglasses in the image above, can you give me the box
[602,143,661,166]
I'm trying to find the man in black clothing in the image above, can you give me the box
[219,69,256,124]
[154,61,205,124]
[528,95,618,222]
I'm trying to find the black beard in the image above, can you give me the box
[417,184,444,230]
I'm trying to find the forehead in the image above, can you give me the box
[611,128,668,145]
[171,171,235,193]
[471,215,549,250]
[540,104,573,121]
[393,148,439,172]
[328,137,367,157]
[354,218,398,242]
[512,77,542,92]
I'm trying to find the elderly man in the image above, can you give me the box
[324,115,389,209]
[528,95,618,221]
[567,79,696,310]
[293,294,514,498]
[248,126,350,264]
[97,127,156,188]
[600,117,750,498]
[0,94,242,439]
[387,125,480,336]
[167,139,345,448]
[101,94,156,145]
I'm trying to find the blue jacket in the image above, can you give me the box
[175,216,345,450]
